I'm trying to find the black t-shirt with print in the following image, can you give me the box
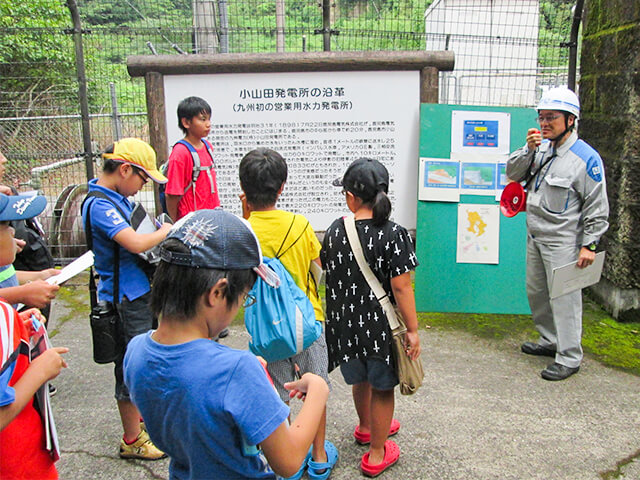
[320,217,418,372]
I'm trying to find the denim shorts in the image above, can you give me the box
[113,291,154,401]
[340,357,398,391]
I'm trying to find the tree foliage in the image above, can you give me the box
[0,0,76,110]
[1,0,579,116]
[80,0,191,27]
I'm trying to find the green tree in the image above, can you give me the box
[0,0,75,110]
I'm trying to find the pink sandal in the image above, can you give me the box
[360,440,400,477]
[353,418,400,445]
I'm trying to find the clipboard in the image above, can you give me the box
[550,251,605,299]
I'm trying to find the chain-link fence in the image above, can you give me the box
[0,0,579,262]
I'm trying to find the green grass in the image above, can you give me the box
[48,281,90,338]
[419,296,640,377]
[324,280,639,377]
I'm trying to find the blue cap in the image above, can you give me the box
[0,193,47,222]
[160,208,280,287]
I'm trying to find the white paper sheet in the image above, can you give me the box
[550,251,605,299]
[46,251,94,286]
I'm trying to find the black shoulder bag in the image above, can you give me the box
[82,191,124,364]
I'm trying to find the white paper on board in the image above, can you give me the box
[550,251,605,299]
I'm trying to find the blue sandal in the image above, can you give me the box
[307,440,339,480]
[282,447,312,480]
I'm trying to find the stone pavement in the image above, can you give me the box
[46,295,640,480]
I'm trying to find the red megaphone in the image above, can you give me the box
[500,181,526,217]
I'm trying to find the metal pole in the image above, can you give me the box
[65,0,94,180]
[109,83,122,141]
[567,0,584,92]
[322,0,331,51]
[275,0,286,52]
[218,0,229,53]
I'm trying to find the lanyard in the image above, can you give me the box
[530,148,557,192]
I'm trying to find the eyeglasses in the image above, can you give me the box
[133,167,149,184]
[242,292,256,308]
[536,114,563,124]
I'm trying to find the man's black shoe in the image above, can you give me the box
[218,328,229,339]
[521,341,556,357]
[541,363,579,381]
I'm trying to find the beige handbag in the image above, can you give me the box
[344,215,424,395]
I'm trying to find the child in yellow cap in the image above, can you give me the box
[81,138,172,460]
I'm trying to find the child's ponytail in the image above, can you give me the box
[371,189,392,226]
[336,157,391,225]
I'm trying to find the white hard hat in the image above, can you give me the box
[537,87,580,119]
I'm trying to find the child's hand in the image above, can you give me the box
[285,373,310,401]
[20,280,59,308]
[404,331,421,361]
[14,238,26,253]
[31,346,69,382]
[19,308,46,331]
[38,268,60,281]
[284,372,327,401]
[158,223,173,235]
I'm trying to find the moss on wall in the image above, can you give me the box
[582,1,640,296]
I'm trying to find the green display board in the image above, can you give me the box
[415,104,533,314]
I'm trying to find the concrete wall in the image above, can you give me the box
[581,1,640,321]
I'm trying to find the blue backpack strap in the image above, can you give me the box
[202,138,216,168]
[174,139,215,201]
[200,138,216,196]
[175,140,201,195]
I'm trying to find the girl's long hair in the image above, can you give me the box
[369,190,392,226]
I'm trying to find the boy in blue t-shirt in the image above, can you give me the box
[124,209,329,480]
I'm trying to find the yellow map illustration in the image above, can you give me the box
[457,205,499,264]
[466,210,487,236]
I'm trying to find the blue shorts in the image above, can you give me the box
[114,292,154,401]
[340,358,398,391]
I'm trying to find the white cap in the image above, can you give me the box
[537,87,580,119]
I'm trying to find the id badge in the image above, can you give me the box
[527,191,541,208]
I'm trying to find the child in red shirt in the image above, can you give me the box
[165,96,220,221]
